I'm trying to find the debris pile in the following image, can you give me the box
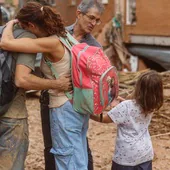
[117,70,170,136]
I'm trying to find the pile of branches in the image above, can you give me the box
[118,69,170,100]
[118,69,170,136]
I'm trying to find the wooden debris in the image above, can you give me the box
[115,70,170,136]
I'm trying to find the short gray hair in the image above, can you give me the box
[77,0,105,14]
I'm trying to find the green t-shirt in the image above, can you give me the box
[3,28,37,119]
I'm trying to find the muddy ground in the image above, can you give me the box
[25,71,170,170]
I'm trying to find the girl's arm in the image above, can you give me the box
[90,98,123,123]
[90,114,113,123]
[0,20,60,54]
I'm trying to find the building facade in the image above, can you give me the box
[120,0,170,70]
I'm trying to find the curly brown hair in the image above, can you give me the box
[16,2,66,37]
[134,70,163,115]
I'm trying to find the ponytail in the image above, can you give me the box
[41,6,66,37]
[16,2,66,37]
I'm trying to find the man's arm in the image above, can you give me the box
[11,25,72,92]
[15,64,72,91]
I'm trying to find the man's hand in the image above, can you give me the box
[56,74,72,92]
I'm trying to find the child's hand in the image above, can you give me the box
[110,99,120,107]
[111,96,125,107]
[117,96,125,102]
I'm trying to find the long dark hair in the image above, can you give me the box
[134,70,163,115]
[16,2,66,37]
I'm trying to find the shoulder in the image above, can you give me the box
[65,24,74,33]
[85,34,102,48]
[108,100,138,124]
[13,29,37,68]
[119,100,139,110]
[116,100,132,107]
[13,26,36,39]
[109,100,134,114]
[111,100,136,113]
[48,35,62,48]
[15,30,37,39]
[122,99,134,105]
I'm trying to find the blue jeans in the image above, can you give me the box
[0,118,29,170]
[40,90,94,170]
[50,101,90,170]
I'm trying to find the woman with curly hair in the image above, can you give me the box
[0,2,90,170]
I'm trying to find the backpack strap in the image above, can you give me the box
[58,32,79,99]
[45,59,59,79]
[58,32,74,72]
[0,25,28,99]
[65,31,79,45]
[0,26,9,95]
[0,52,12,86]
[44,31,74,79]
[59,31,79,51]
[44,58,72,100]
[45,32,79,100]
[0,26,5,35]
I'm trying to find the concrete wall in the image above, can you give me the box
[0,0,5,4]
[12,0,18,6]
[123,0,170,43]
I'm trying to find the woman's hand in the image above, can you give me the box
[110,99,120,107]
[6,19,19,26]
[0,19,17,50]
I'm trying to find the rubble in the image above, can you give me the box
[117,70,170,136]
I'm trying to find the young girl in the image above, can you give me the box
[91,70,163,170]
[0,2,89,170]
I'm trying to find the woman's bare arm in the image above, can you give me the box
[0,20,60,54]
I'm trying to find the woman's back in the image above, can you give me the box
[41,45,71,108]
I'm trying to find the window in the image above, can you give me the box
[126,0,136,25]
[102,0,108,4]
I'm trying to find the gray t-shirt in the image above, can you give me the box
[108,100,154,166]
[3,28,37,119]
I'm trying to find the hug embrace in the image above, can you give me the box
[0,1,163,170]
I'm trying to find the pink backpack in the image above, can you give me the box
[57,32,119,115]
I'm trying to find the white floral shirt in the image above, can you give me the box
[108,100,154,166]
